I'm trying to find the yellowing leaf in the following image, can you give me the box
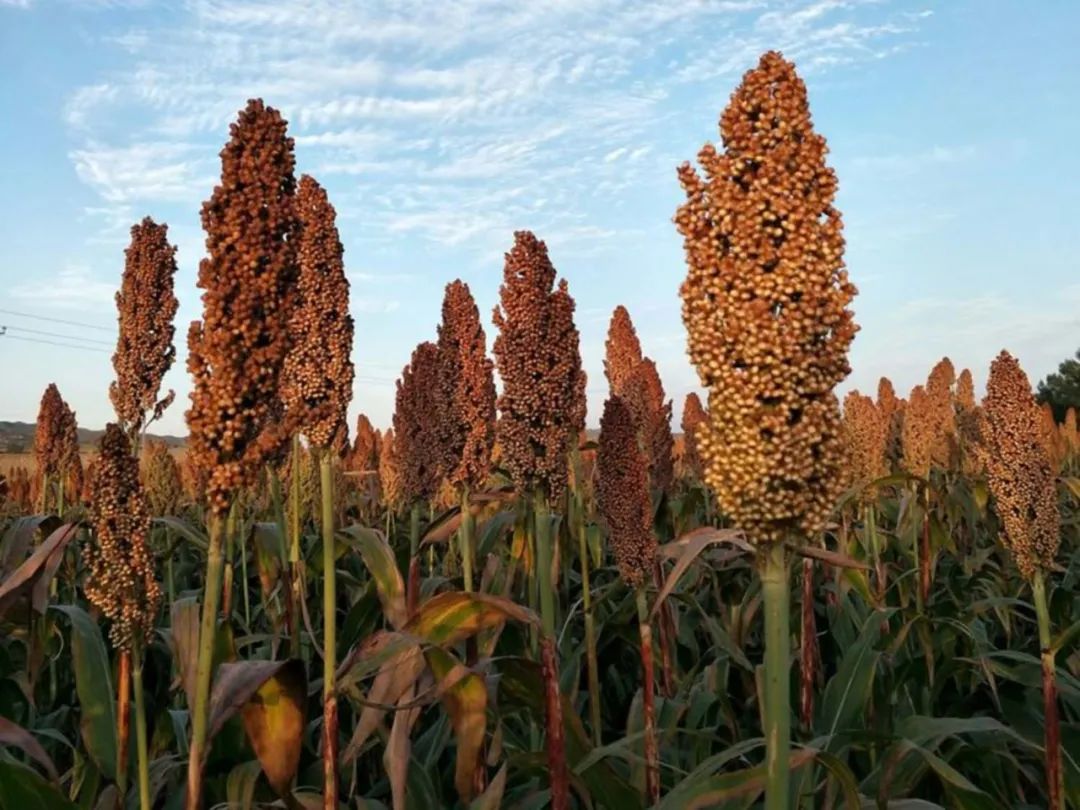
[405,591,539,647]
[427,647,487,804]
[239,660,306,796]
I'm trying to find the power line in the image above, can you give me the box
[2,324,114,348]
[0,308,114,333]
[0,333,110,354]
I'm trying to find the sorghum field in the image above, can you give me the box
[0,51,1077,810]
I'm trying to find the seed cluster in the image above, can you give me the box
[597,396,655,588]
[604,308,675,492]
[876,377,905,470]
[1038,402,1067,474]
[394,342,443,504]
[85,424,162,651]
[437,280,497,491]
[954,369,984,475]
[981,351,1059,580]
[110,217,179,434]
[2,467,31,512]
[492,231,587,504]
[603,305,644,394]
[280,174,354,450]
[378,428,404,512]
[349,414,381,472]
[926,358,957,467]
[142,440,184,517]
[842,391,887,500]
[901,385,935,479]
[186,99,299,514]
[35,384,68,480]
[680,392,709,480]
[674,51,857,544]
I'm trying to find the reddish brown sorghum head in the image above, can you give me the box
[280,175,354,450]
[437,280,496,491]
[186,99,299,514]
[55,398,80,499]
[492,231,587,504]
[142,440,184,517]
[623,358,675,493]
[35,384,66,481]
[350,414,380,472]
[842,391,887,500]
[110,217,179,435]
[86,424,162,651]
[981,351,1059,580]
[393,342,443,504]
[680,392,708,480]
[675,51,857,545]
[604,305,644,395]
[378,428,404,512]
[597,396,655,589]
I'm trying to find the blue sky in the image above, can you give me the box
[1,0,1078,436]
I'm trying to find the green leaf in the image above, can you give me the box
[50,605,117,779]
[0,716,59,782]
[152,517,208,551]
[0,761,78,810]
[340,525,408,630]
[405,591,539,647]
[819,610,885,744]
[225,760,262,810]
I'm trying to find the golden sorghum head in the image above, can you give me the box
[926,357,957,467]
[981,351,1059,580]
[901,385,935,479]
[280,174,354,450]
[597,396,655,589]
[1063,407,1079,458]
[186,99,299,514]
[393,342,443,504]
[604,305,644,395]
[66,455,85,507]
[674,51,858,545]
[1037,402,1067,474]
[110,217,179,435]
[282,442,318,529]
[492,231,587,504]
[842,391,888,500]
[142,440,184,516]
[5,466,32,512]
[86,424,162,651]
[378,428,404,512]
[954,368,985,475]
[876,377,904,469]
[35,384,66,480]
[350,414,380,472]
[680,392,708,480]
[437,280,497,491]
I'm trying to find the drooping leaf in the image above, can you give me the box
[225,760,263,810]
[207,659,302,741]
[405,591,539,647]
[51,605,117,779]
[342,642,425,762]
[652,528,750,620]
[0,523,78,619]
[0,716,59,781]
[151,517,209,551]
[426,647,487,804]
[239,659,306,796]
[341,525,408,630]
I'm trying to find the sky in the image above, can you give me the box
[1,0,1078,437]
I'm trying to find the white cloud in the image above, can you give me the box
[11,264,117,308]
[70,142,212,202]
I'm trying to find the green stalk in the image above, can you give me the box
[460,485,475,592]
[1033,571,1063,810]
[761,542,791,810]
[133,650,152,810]
[407,502,421,617]
[578,513,601,744]
[535,490,568,810]
[911,484,924,614]
[319,450,339,809]
[185,510,226,810]
[636,588,659,806]
[222,502,237,620]
[534,492,556,638]
[240,518,251,629]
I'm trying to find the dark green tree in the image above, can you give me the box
[1036,348,1080,421]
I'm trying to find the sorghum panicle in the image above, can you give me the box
[186,99,299,514]
[110,217,179,434]
[597,396,655,589]
[675,51,857,544]
[680,392,708,480]
[842,391,888,500]
[378,428,404,512]
[492,231,586,504]
[394,342,443,504]
[603,305,644,395]
[981,351,1059,580]
[142,440,184,517]
[280,175,354,450]
[86,424,162,651]
[437,280,497,491]
[350,414,380,472]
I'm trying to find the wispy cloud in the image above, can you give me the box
[11,264,117,308]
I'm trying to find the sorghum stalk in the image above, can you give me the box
[460,485,475,592]
[636,588,659,806]
[289,436,303,656]
[761,543,791,810]
[319,449,339,809]
[117,651,131,802]
[408,503,421,616]
[132,649,152,810]
[571,447,602,744]
[1033,571,1062,810]
[799,558,817,733]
